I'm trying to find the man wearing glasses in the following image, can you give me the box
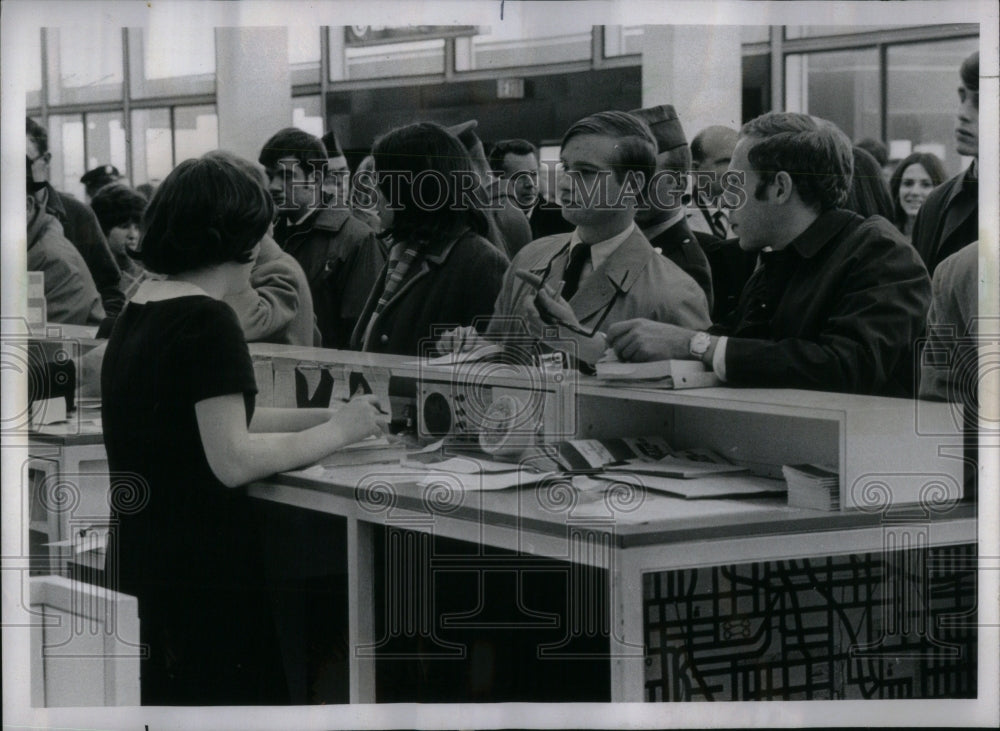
[26,117,125,318]
[441,110,710,365]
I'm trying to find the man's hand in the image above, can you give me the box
[607,319,694,362]
[437,326,484,355]
[514,269,584,332]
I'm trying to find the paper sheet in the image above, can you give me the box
[594,472,786,500]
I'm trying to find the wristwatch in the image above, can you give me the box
[688,331,713,359]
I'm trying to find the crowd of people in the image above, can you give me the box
[23,50,981,705]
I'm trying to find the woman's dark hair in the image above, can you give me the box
[888,152,947,230]
[371,121,489,243]
[132,155,274,275]
[844,146,895,220]
[740,112,853,211]
[90,183,148,236]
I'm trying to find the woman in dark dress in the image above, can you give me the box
[101,155,383,705]
[350,122,508,357]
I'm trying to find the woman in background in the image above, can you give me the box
[101,155,383,705]
[89,183,154,300]
[889,152,946,240]
[351,121,508,357]
[844,146,895,220]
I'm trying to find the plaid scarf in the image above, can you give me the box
[361,237,422,349]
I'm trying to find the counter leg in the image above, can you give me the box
[610,551,646,702]
[347,518,376,703]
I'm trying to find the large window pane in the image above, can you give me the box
[48,114,85,201]
[786,25,922,40]
[785,48,880,143]
[344,37,445,80]
[130,109,172,187]
[465,20,592,71]
[26,29,42,109]
[887,37,979,176]
[292,96,324,139]
[85,112,127,182]
[741,26,771,44]
[46,26,123,105]
[174,106,218,162]
[290,26,321,86]
[604,26,643,57]
[129,26,215,98]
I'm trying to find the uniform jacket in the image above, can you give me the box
[488,227,711,343]
[910,165,978,276]
[275,207,384,350]
[643,217,715,312]
[27,210,105,325]
[719,209,932,396]
[223,235,319,347]
[350,228,508,357]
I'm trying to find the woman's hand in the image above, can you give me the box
[328,394,386,445]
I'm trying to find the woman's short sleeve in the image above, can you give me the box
[178,300,258,405]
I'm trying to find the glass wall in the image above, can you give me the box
[785,48,881,144]
[47,114,85,200]
[173,105,219,162]
[25,29,42,109]
[289,26,322,85]
[130,109,173,187]
[129,25,216,98]
[85,112,127,180]
[463,21,592,71]
[46,26,123,105]
[887,37,979,175]
[292,96,324,139]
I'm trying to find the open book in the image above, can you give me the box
[594,350,719,389]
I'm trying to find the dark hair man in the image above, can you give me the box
[26,117,125,317]
[259,126,383,349]
[447,120,533,258]
[442,110,710,366]
[910,51,979,275]
[490,138,573,241]
[607,112,932,397]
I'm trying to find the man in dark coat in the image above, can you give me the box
[607,112,931,397]
[910,51,979,276]
[447,120,533,259]
[259,127,384,350]
[27,118,125,317]
[629,104,715,310]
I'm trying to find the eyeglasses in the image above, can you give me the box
[27,151,51,166]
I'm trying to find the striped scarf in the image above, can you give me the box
[362,237,422,349]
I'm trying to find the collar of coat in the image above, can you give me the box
[783,208,864,260]
[526,226,656,323]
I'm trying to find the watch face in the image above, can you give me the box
[690,332,711,356]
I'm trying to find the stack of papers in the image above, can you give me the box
[319,435,408,467]
[782,464,840,510]
[605,453,748,479]
[594,351,719,389]
[595,472,786,500]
